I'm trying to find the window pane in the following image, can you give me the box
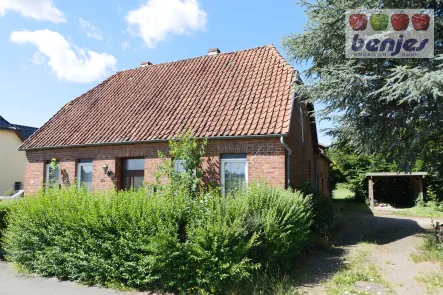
[80,164,93,191]
[46,161,59,187]
[123,159,144,171]
[123,177,130,190]
[224,161,246,194]
[133,176,144,190]
[175,160,186,173]
[50,166,59,183]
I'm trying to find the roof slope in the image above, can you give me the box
[12,124,39,140]
[0,116,38,141]
[21,45,297,150]
[0,116,11,129]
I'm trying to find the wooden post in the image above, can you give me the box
[418,176,424,201]
[369,177,374,209]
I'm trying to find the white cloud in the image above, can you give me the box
[126,0,207,48]
[0,0,65,23]
[79,18,103,40]
[10,29,117,83]
[32,51,45,64]
[121,41,129,50]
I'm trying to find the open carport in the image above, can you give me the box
[366,172,428,208]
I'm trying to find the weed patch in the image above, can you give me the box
[415,272,443,294]
[325,243,391,295]
[411,234,443,264]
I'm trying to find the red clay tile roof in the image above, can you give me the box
[20,45,297,150]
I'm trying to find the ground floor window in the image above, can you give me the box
[45,160,59,187]
[220,154,247,195]
[122,158,144,190]
[77,160,93,191]
[174,160,186,173]
[174,159,196,175]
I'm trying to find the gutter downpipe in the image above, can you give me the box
[280,136,292,188]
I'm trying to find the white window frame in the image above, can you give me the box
[77,160,93,191]
[220,156,248,195]
[300,106,304,143]
[45,160,59,187]
[174,159,196,176]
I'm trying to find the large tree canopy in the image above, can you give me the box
[284,1,443,177]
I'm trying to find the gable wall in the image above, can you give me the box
[286,100,329,192]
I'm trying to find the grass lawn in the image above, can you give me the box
[393,206,443,218]
[332,184,372,216]
[333,183,355,200]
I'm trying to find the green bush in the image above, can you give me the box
[296,181,336,237]
[0,201,15,253]
[3,183,312,294]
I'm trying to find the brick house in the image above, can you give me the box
[20,45,330,196]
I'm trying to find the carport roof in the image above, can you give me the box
[366,172,428,177]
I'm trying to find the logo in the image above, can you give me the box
[346,9,434,58]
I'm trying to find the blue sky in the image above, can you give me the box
[0,0,332,145]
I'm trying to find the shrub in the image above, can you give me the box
[296,181,336,237]
[0,200,16,258]
[3,183,312,294]
[241,184,313,270]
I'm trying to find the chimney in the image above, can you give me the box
[208,48,221,56]
[140,61,153,67]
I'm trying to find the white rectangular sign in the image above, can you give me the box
[345,9,434,58]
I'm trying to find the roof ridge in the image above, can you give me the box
[121,44,276,72]
[12,123,38,129]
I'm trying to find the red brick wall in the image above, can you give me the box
[24,138,286,195]
[24,161,45,194]
[286,102,317,188]
[317,156,331,197]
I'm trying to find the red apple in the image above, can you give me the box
[349,14,368,31]
[412,13,431,31]
[391,13,409,31]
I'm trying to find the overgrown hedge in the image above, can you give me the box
[0,200,15,258]
[3,184,312,294]
[297,181,336,236]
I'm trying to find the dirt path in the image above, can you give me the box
[298,210,443,295]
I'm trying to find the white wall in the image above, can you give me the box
[0,129,25,194]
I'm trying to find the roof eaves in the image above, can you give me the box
[19,133,289,151]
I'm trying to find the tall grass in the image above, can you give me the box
[3,183,312,294]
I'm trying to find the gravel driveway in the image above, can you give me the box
[298,209,442,295]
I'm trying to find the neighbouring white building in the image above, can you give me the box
[0,116,37,195]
